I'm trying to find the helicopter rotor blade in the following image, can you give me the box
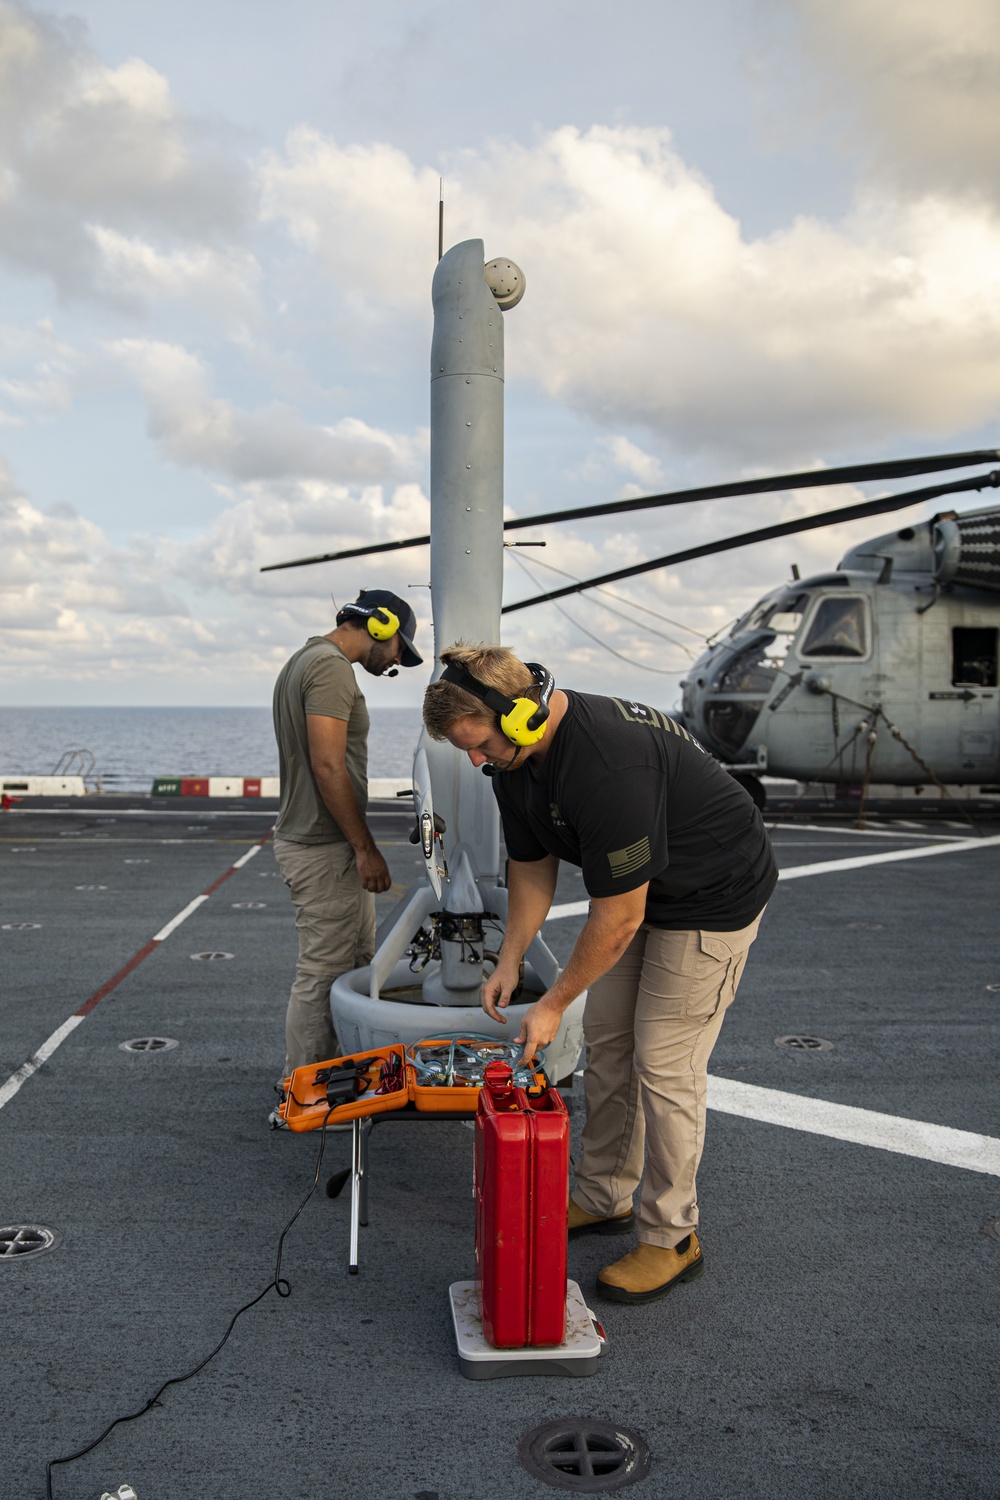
[501,470,1000,615]
[259,532,431,572]
[493,447,1000,534]
[258,447,1000,573]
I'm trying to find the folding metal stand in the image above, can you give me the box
[327,1105,478,1274]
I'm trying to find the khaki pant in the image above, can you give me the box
[274,837,376,1072]
[573,912,763,1249]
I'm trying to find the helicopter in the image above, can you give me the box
[261,446,1000,809]
[676,500,1000,808]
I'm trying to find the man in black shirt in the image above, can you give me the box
[423,643,777,1305]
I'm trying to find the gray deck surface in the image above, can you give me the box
[1,795,998,1499]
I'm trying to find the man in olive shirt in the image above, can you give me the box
[271,590,422,1098]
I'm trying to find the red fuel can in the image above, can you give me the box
[475,1061,569,1348]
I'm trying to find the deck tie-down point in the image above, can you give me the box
[517,1418,651,1492]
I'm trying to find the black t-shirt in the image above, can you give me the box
[493,692,777,931]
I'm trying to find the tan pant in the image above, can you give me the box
[574,913,763,1249]
[274,837,376,1072]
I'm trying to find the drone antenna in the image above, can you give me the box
[438,178,444,262]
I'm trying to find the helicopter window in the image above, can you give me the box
[704,702,762,757]
[717,640,781,694]
[765,592,808,623]
[952,628,998,688]
[799,597,868,658]
[732,594,780,636]
[766,610,803,634]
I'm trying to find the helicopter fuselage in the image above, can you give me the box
[679,510,1000,788]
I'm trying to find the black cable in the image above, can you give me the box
[45,1107,335,1499]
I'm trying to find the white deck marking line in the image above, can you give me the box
[152,894,209,942]
[544,834,1000,918]
[549,900,590,919]
[765,822,966,842]
[232,844,263,869]
[778,833,1000,880]
[0,1015,86,1110]
[708,1076,1000,1176]
[0,836,273,1115]
[8,807,278,819]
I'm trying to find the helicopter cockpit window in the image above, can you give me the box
[762,592,808,630]
[731,593,781,638]
[952,627,998,687]
[717,636,781,694]
[799,597,868,658]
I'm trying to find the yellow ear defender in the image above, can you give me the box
[499,696,548,746]
[440,662,555,746]
[366,607,399,642]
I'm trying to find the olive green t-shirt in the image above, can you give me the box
[272,637,370,843]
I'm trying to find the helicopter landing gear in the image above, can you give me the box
[730,771,766,811]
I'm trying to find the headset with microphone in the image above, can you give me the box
[337,599,403,674]
[440,661,555,773]
[337,601,401,641]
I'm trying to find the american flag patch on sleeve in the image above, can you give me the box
[607,836,651,878]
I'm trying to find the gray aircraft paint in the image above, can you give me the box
[681,505,1000,791]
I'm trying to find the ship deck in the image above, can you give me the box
[2,794,999,1499]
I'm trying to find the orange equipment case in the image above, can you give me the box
[280,1045,409,1132]
[407,1037,546,1115]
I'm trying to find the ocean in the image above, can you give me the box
[0,706,424,791]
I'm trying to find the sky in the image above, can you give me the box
[2,0,1000,709]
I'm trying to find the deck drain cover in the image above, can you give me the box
[775,1034,834,1052]
[518,1419,651,1492]
[981,1219,1000,1243]
[1,1224,62,1259]
[231,901,266,909]
[76,884,108,891]
[120,1037,179,1053]
[190,951,234,961]
[846,921,884,931]
[2,922,41,930]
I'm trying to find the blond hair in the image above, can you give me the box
[422,642,539,740]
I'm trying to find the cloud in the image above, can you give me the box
[0,1,255,306]
[262,122,1000,465]
[86,228,261,316]
[259,128,441,316]
[174,475,432,594]
[786,0,1000,203]
[0,318,79,423]
[107,337,428,483]
[0,461,206,693]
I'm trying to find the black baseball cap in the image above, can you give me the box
[342,589,423,668]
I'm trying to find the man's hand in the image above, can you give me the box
[513,995,565,1066]
[355,845,392,894]
[481,959,522,1024]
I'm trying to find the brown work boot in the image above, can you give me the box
[596,1232,705,1303]
[567,1196,635,1238]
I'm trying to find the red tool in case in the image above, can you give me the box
[474,1060,569,1349]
